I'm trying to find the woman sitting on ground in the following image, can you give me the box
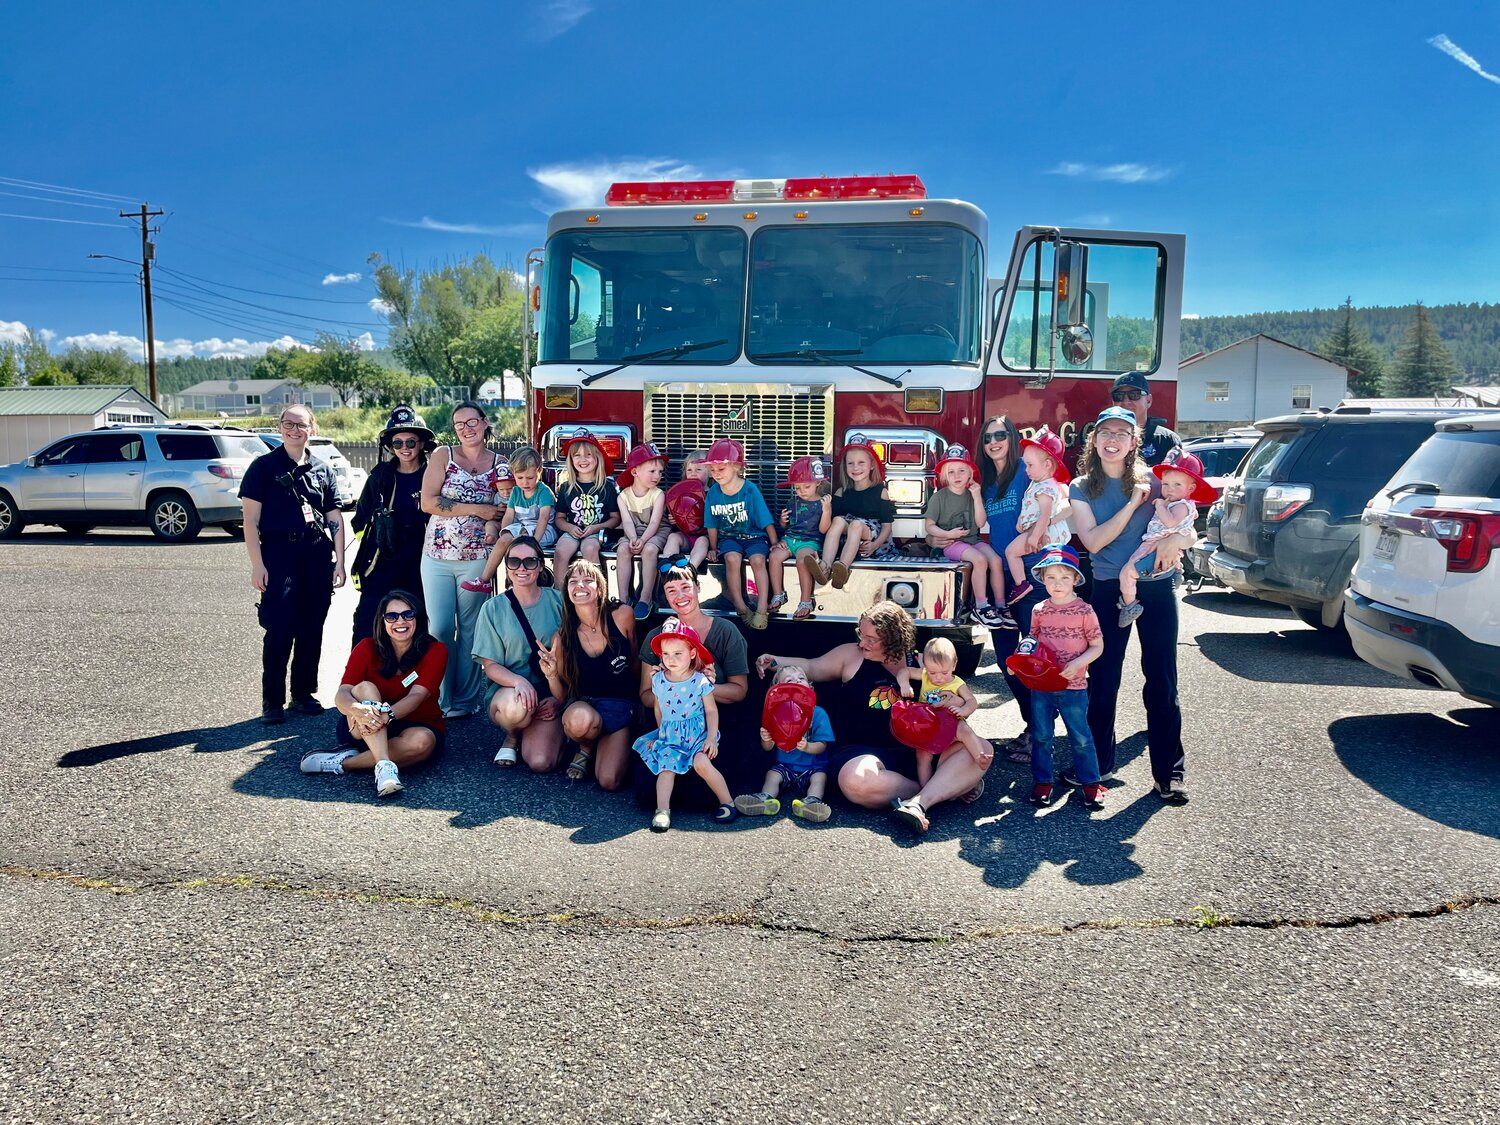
[300,589,448,799]
[538,559,638,790]
[755,600,992,835]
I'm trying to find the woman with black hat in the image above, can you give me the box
[349,405,434,644]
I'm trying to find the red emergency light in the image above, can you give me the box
[606,180,736,206]
[782,175,926,201]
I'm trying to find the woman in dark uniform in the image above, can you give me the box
[349,405,433,645]
[239,403,346,724]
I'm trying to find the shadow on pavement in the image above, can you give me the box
[58,718,285,767]
[1329,707,1500,839]
[1193,629,1420,689]
[5,530,235,549]
[1181,589,1290,619]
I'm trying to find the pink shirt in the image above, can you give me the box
[1030,596,1103,691]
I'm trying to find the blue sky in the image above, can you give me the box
[2,0,1497,361]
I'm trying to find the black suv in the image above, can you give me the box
[1208,408,1487,633]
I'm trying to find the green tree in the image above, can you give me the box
[17,329,53,383]
[1317,298,1385,397]
[450,298,525,391]
[252,346,305,383]
[287,333,388,406]
[58,345,144,390]
[27,365,75,386]
[1388,305,1460,397]
[0,343,18,387]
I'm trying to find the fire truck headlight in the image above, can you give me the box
[887,477,925,507]
[885,580,920,609]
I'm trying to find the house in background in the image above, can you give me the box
[169,378,345,416]
[1339,385,1500,411]
[1177,334,1352,436]
[0,385,167,465]
[476,372,525,409]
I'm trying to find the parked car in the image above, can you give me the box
[257,433,359,509]
[1345,413,1500,706]
[1207,407,1488,634]
[0,426,268,542]
[1182,431,1258,536]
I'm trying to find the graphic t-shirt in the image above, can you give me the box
[705,479,774,540]
[918,671,966,706]
[1029,596,1103,691]
[556,478,619,533]
[785,494,826,537]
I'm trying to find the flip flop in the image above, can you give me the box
[565,746,593,781]
[959,778,985,805]
[892,798,929,834]
[768,592,788,611]
[792,599,816,620]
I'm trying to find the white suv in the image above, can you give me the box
[1344,413,1500,706]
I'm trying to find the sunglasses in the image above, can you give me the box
[505,556,542,571]
[389,437,421,449]
[382,608,417,622]
[1111,389,1145,402]
[658,556,694,574]
[981,430,1009,444]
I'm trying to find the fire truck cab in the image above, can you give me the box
[528,174,1184,667]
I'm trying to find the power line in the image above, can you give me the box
[0,211,133,229]
[0,265,137,274]
[168,232,335,288]
[152,276,385,329]
[191,215,351,276]
[0,189,120,211]
[0,276,137,284]
[0,175,140,203]
[154,293,316,346]
[154,264,373,305]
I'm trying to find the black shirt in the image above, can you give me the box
[240,445,339,535]
[1139,417,1183,468]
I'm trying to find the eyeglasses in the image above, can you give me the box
[1110,389,1145,403]
[382,608,417,622]
[453,418,486,431]
[390,438,420,449]
[981,430,1009,444]
[505,556,542,571]
[1095,427,1134,443]
[279,420,312,431]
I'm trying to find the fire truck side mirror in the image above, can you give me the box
[1059,323,1094,366]
[1054,240,1088,328]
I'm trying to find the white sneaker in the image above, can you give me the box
[442,707,471,720]
[494,742,519,768]
[301,749,356,775]
[374,759,404,798]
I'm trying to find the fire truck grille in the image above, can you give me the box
[644,382,835,492]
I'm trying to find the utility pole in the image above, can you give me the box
[123,204,164,404]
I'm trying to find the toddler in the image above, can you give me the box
[615,442,672,619]
[552,429,620,575]
[769,455,831,620]
[464,446,553,594]
[734,664,835,823]
[821,435,900,589]
[1023,546,1105,810]
[703,438,777,630]
[663,450,712,572]
[1004,427,1072,605]
[632,617,737,831]
[897,637,994,785]
[924,442,1010,629]
[1117,453,1214,626]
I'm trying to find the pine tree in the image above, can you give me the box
[1388,305,1460,397]
[1317,298,1385,396]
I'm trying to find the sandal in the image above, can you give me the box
[750,610,769,631]
[768,592,788,611]
[830,561,851,590]
[1004,732,1033,764]
[736,607,755,626]
[713,803,739,824]
[565,745,593,781]
[792,599,816,621]
[892,798,929,834]
[815,558,833,584]
[959,778,985,805]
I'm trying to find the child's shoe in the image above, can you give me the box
[461,578,494,594]
[734,792,781,816]
[633,600,651,621]
[768,592,788,611]
[1028,783,1053,806]
[750,610,769,630]
[1005,580,1034,606]
[1081,784,1105,811]
[713,803,740,824]
[830,561,851,589]
[1117,598,1145,627]
[650,809,671,832]
[792,796,831,822]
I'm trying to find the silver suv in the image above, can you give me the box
[0,426,268,542]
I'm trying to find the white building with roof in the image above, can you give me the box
[169,378,345,416]
[1177,334,1352,436]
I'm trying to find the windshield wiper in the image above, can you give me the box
[1385,481,1441,499]
[580,339,729,386]
[747,348,907,388]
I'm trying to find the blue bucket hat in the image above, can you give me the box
[1031,544,1086,585]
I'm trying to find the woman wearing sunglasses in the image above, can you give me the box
[300,590,447,798]
[471,535,566,770]
[349,405,434,645]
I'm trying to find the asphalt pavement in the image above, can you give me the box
[2,527,1497,1123]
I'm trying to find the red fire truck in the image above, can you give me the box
[526,174,1184,668]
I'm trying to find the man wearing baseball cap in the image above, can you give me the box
[1109,373,1182,468]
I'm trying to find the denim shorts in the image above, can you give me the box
[717,536,769,558]
[584,696,636,736]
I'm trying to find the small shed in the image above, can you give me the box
[0,385,167,466]
[1178,335,1352,437]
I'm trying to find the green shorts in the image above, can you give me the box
[781,534,821,556]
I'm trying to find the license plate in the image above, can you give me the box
[1374,529,1399,560]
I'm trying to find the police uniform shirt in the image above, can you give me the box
[1139,417,1183,468]
[240,444,339,537]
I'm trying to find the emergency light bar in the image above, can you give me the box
[605,175,927,206]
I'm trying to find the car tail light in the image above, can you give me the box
[606,180,735,206]
[1413,508,1500,572]
[208,463,244,479]
[1262,483,1312,522]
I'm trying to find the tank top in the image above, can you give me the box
[423,446,504,562]
[574,611,634,702]
[835,657,903,749]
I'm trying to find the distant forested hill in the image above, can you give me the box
[1178,302,1500,382]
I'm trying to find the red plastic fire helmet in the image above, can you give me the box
[890,699,962,756]
[785,455,829,486]
[704,437,745,466]
[1004,636,1072,692]
[762,682,817,750]
[664,479,706,534]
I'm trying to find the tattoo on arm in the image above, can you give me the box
[436,497,454,513]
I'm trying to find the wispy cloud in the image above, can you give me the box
[529,158,715,210]
[532,0,593,42]
[322,272,361,286]
[1,319,30,346]
[1048,162,1173,184]
[1429,33,1500,86]
[369,298,396,316]
[386,215,543,237]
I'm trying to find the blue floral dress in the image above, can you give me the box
[633,670,715,775]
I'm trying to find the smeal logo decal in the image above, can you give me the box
[722,402,752,434]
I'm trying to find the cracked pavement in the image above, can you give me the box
[2,531,1498,1122]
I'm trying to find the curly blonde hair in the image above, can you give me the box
[1075,421,1150,501]
[862,600,916,662]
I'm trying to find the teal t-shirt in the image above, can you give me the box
[471,587,565,701]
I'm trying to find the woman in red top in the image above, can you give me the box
[298,588,448,798]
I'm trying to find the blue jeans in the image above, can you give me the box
[420,554,489,713]
[1030,688,1101,786]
